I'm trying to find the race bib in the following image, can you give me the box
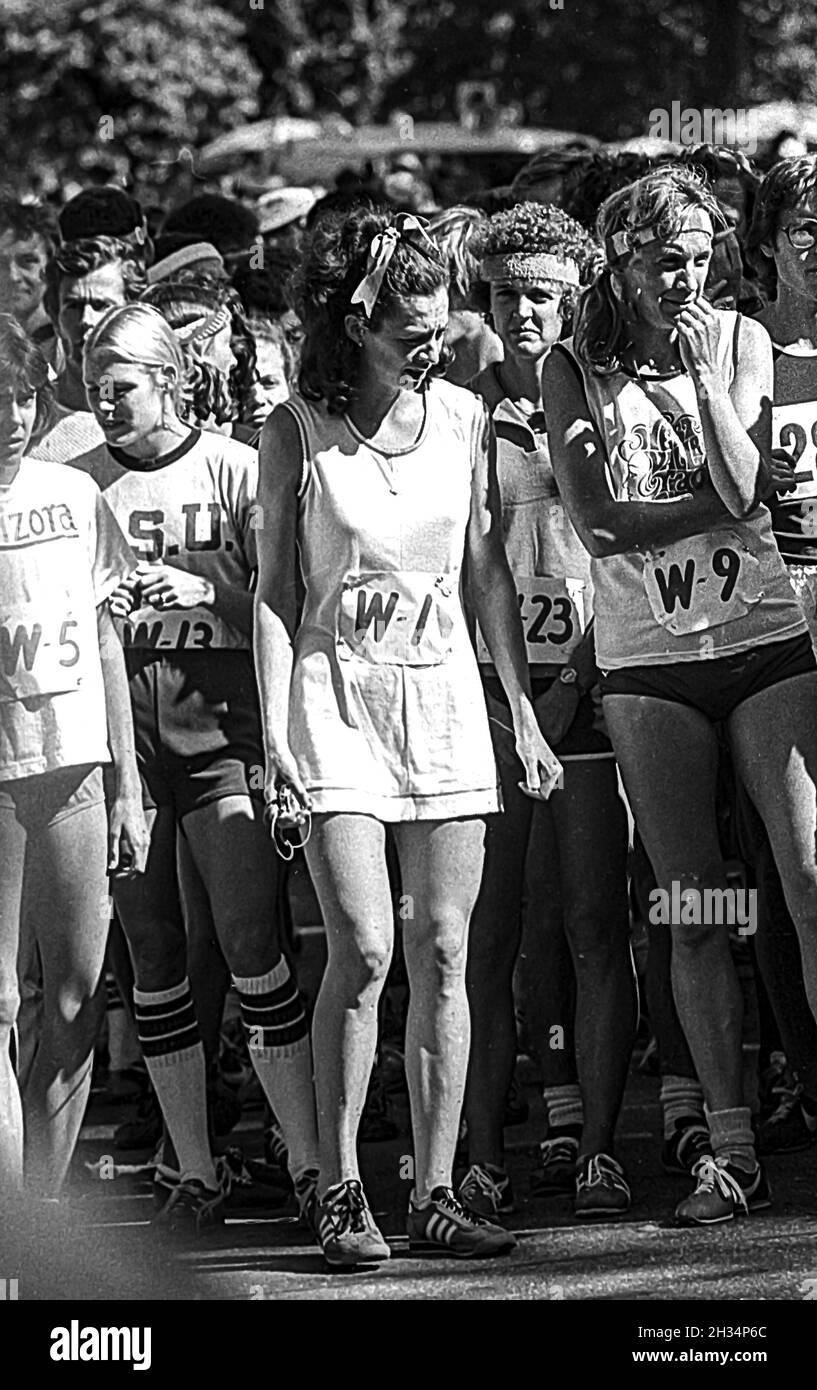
[122,605,218,651]
[337,572,458,666]
[643,530,764,636]
[0,603,84,701]
[476,576,587,665]
[773,400,817,502]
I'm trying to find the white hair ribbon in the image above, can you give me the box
[350,213,437,318]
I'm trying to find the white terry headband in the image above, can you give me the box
[148,243,223,284]
[480,252,581,286]
[174,303,231,346]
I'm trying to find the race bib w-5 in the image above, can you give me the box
[642,529,764,636]
[337,572,458,666]
[476,576,588,665]
[0,602,85,701]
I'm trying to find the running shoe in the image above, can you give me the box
[315,1180,390,1268]
[661,1119,713,1174]
[293,1168,320,1233]
[757,1086,817,1155]
[153,1178,225,1234]
[674,1156,771,1226]
[458,1163,515,1218]
[407,1187,517,1258]
[529,1133,579,1197]
[574,1153,631,1217]
[113,1086,162,1151]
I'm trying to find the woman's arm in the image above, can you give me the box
[543,349,733,559]
[466,409,562,797]
[134,566,254,636]
[677,303,773,517]
[253,405,311,806]
[97,603,149,876]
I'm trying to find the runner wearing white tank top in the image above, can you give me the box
[255,207,561,1267]
[545,165,817,1228]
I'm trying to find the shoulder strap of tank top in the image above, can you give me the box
[278,395,311,498]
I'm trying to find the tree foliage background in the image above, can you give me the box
[1,0,817,193]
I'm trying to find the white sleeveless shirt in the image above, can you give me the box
[281,381,500,820]
[561,311,805,668]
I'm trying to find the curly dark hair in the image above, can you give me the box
[746,155,817,300]
[562,151,656,232]
[142,280,257,427]
[0,312,55,440]
[290,204,450,415]
[43,236,147,323]
[469,201,601,322]
[0,198,60,254]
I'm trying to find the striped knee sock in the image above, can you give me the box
[544,1083,583,1134]
[233,958,319,1181]
[133,979,216,1189]
[660,1073,706,1140]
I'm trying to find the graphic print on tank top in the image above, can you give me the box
[609,376,765,636]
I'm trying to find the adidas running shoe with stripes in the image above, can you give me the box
[316,1179,390,1267]
[407,1187,517,1258]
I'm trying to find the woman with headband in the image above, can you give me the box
[74,304,320,1235]
[458,203,637,1222]
[545,164,817,1226]
[255,205,562,1267]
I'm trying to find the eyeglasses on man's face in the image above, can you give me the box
[782,220,817,250]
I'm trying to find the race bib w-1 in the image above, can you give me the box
[773,400,817,502]
[642,530,764,636]
[476,576,587,665]
[336,572,458,666]
[0,603,85,701]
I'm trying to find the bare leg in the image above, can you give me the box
[0,804,24,1194]
[549,759,636,1158]
[24,801,109,1194]
[603,695,743,1114]
[305,814,394,1193]
[394,817,486,1198]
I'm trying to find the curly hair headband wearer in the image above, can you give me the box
[350,213,439,318]
[480,252,581,285]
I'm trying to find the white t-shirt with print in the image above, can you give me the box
[0,458,136,780]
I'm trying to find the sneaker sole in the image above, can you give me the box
[574,1203,630,1218]
[407,1235,517,1258]
[675,1196,772,1226]
[321,1244,391,1268]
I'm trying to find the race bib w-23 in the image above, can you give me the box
[0,603,84,701]
[476,576,588,665]
[642,529,763,636]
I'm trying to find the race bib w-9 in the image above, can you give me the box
[773,400,817,502]
[122,604,218,651]
[642,529,764,636]
[337,572,458,666]
[0,603,84,701]
[476,576,587,665]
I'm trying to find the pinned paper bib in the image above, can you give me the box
[476,576,588,664]
[0,602,85,701]
[772,400,817,504]
[337,571,458,666]
[642,530,764,636]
